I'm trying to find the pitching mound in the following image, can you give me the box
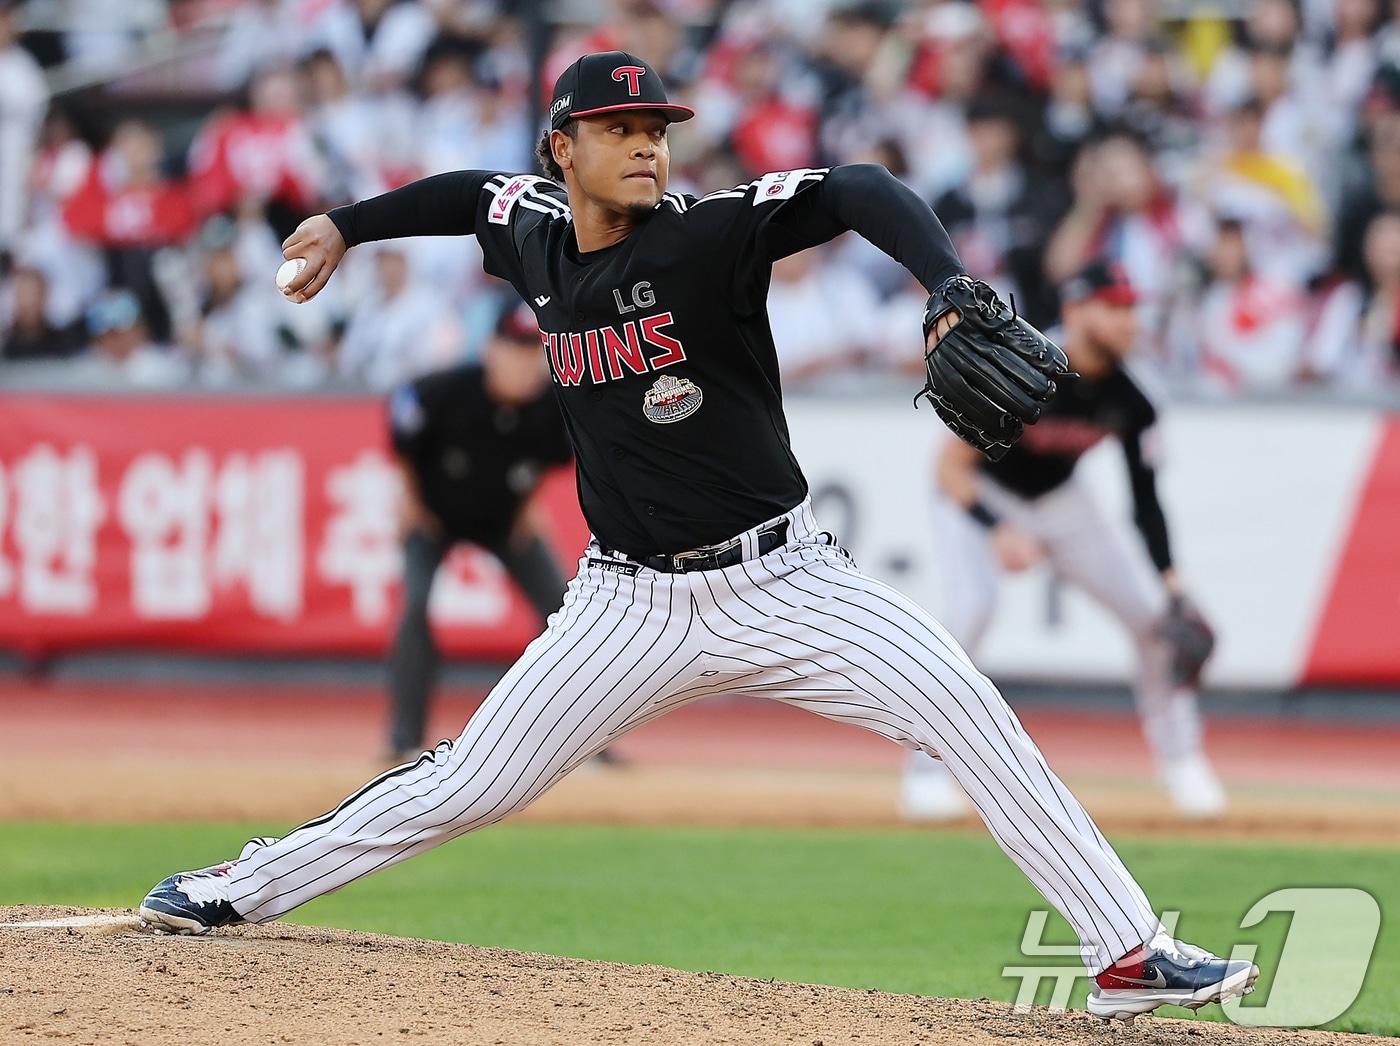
[0,907,1383,1046]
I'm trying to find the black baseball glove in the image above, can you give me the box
[1160,595,1216,689]
[916,275,1072,461]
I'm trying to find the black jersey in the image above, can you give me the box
[981,354,1174,570]
[330,163,962,555]
[388,364,572,545]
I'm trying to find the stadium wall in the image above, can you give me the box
[1,392,1396,688]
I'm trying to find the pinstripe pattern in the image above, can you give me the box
[224,498,1158,972]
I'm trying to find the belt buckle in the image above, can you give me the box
[670,536,737,572]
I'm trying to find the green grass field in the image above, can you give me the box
[3,822,1395,1036]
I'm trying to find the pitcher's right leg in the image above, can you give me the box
[141,557,704,932]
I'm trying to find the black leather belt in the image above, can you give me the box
[607,519,790,574]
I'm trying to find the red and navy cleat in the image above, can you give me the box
[138,837,275,935]
[1088,935,1259,1020]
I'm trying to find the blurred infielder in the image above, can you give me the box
[140,52,1255,1019]
[901,260,1223,822]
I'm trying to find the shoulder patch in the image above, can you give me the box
[751,168,826,205]
[487,175,547,225]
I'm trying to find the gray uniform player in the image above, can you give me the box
[902,260,1224,821]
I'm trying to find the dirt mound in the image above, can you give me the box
[0,907,1384,1046]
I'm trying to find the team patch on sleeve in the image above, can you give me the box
[487,175,547,225]
[751,168,827,205]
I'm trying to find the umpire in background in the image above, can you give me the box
[386,300,571,761]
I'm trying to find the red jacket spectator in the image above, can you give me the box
[62,123,196,248]
[187,68,320,217]
[188,109,319,217]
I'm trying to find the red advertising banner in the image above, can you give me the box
[0,394,589,659]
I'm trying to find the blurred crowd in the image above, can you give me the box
[4,0,1400,395]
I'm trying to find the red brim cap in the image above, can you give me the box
[550,50,695,130]
[565,101,696,123]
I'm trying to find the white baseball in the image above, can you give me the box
[276,258,307,294]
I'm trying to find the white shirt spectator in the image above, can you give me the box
[417,89,531,177]
[1309,281,1400,387]
[311,1,438,89]
[766,251,879,384]
[196,286,283,385]
[337,250,463,389]
[1191,276,1309,391]
[0,27,47,252]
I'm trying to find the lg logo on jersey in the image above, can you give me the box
[613,281,655,314]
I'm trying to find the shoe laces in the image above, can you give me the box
[1156,935,1215,967]
[174,868,231,907]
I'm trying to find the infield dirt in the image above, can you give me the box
[0,906,1388,1046]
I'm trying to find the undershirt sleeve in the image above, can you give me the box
[1122,429,1173,572]
[756,164,964,290]
[326,170,494,246]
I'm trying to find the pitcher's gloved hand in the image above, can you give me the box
[917,275,1072,461]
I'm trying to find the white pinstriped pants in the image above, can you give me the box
[227,499,1160,973]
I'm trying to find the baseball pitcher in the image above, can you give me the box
[139,52,1256,1020]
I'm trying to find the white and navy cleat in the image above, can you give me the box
[1088,935,1259,1020]
[138,837,275,935]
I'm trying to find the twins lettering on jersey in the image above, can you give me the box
[538,278,698,421]
[539,312,687,387]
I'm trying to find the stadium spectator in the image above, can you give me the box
[1088,0,1158,118]
[1044,131,1189,351]
[62,120,197,342]
[1033,45,1097,176]
[69,288,187,387]
[1205,0,1315,119]
[1310,209,1400,386]
[4,0,1400,397]
[766,248,880,386]
[1334,106,1400,281]
[185,217,282,385]
[1173,216,1310,390]
[1199,97,1328,288]
[417,40,530,177]
[0,265,84,361]
[932,96,1062,327]
[0,0,47,255]
[309,0,438,93]
[303,47,398,205]
[187,66,322,224]
[338,245,462,390]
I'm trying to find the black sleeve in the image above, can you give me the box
[327,170,492,246]
[327,170,567,294]
[1122,428,1173,572]
[759,164,963,288]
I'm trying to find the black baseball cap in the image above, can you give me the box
[548,51,695,131]
[1062,259,1138,307]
